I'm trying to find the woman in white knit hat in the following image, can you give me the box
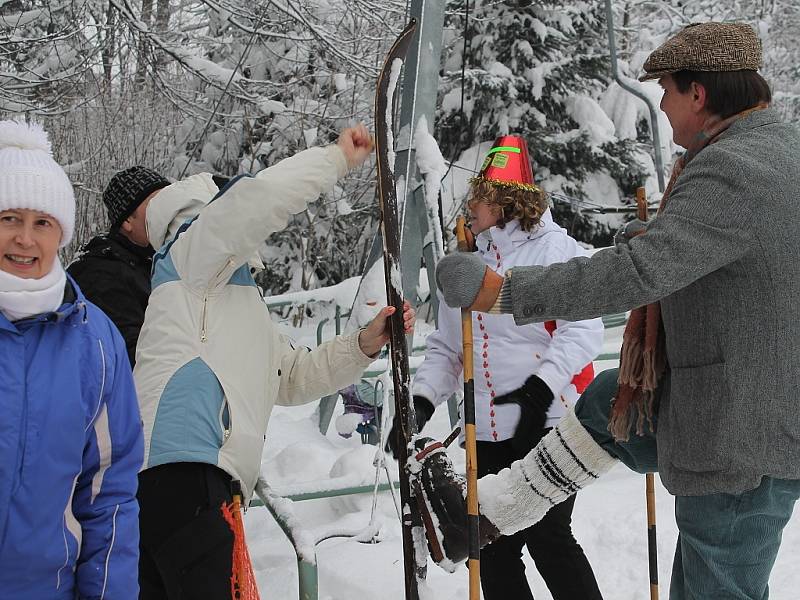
[0,119,144,599]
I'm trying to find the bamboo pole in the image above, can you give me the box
[455,216,480,600]
[636,187,659,600]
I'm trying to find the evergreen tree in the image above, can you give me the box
[436,0,649,247]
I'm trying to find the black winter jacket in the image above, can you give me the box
[68,231,154,366]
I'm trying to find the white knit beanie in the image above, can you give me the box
[0,120,75,247]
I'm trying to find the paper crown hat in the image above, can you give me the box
[470,135,541,194]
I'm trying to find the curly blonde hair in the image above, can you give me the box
[467,178,549,232]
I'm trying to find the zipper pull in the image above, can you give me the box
[200,295,209,342]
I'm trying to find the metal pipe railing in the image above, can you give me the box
[605,0,666,194]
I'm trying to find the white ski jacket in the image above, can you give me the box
[413,213,603,441]
[134,145,373,499]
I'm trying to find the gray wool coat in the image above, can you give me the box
[509,108,800,496]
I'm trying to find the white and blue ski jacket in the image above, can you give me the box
[0,277,143,599]
[134,145,374,500]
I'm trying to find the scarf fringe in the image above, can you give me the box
[610,304,664,442]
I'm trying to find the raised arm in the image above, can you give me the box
[170,125,373,290]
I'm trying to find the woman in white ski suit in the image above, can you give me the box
[413,209,604,599]
[134,126,413,599]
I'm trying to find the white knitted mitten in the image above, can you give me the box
[478,408,617,535]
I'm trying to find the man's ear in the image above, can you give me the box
[120,217,134,233]
[690,81,708,114]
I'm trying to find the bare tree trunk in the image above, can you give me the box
[101,2,116,90]
[135,0,154,84]
[155,0,170,31]
[621,1,630,56]
[154,0,170,67]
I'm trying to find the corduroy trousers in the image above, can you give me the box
[575,368,800,600]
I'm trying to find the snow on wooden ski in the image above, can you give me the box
[373,18,423,600]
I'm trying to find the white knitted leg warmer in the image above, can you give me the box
[478,408,617,535]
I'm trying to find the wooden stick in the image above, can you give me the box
[455,216,480,600]
[636,186,659,600]
[646,472,659,600]
[636,187,649,222]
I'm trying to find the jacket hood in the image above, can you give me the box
[146,173,217,250]
[476,208,564,253]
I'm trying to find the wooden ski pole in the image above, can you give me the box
[455,216,480,600]
[646,473,659,600]
[636,187,659,600]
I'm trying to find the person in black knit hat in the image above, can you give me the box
[68,166,170,366]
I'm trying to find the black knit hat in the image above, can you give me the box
[103,166,170,227]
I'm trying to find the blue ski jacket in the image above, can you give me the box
[0,276,143,599]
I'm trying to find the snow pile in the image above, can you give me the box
[565,95,616,147]
[414,116,447,262]
[263,276,361,311]
[335,413,362,439]
[600,79,675,160]
[345,262,386,333]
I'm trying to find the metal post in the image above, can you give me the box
[392,0,459,429]
[394,0,447,305]
[349,0,446,318]
[347,1,458,428]
[605,0,666,193]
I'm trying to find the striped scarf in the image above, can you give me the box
[608,105,767,442]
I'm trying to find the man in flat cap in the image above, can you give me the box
[422,22,800,598]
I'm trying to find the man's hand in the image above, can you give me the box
[358,300,415,357]
[337,123,374,169]
[493,375,554,455]
[435,253,503,311]
[613,218,648,248]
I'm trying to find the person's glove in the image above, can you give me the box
[386,395,435,458]
[435,253,503,311]
[493,375,554,455]
[613,218,648,248]
[408,436,500,571]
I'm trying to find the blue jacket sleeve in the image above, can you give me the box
[74,325,144,600]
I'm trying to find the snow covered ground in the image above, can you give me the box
[244,311,800,599]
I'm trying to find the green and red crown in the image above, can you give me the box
[469,135,542,194]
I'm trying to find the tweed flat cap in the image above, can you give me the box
[640,22,762,82]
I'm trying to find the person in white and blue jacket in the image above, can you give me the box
[134,124,415,599]
[0,119,144,599]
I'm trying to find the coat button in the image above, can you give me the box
[277,369,281,376]
[534,304,545,315]
[523,307,532,317]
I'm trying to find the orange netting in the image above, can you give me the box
[221,497,261,600]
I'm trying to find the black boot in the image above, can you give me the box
[408,437,500,572]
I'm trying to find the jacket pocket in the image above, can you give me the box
[218,398,231,447]
[667,362,734,473]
